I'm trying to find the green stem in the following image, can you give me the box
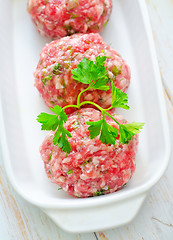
[63,89,120,127]
[104,111,120,125]
[104,106,113,111]
[79,101,104,112]
[77,87,90,107]
[76,100,119,126]
[63,104,79,110]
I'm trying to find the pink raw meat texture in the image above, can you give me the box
[27,0,112,38]
[34,33,131,113]
[40,108,138,198]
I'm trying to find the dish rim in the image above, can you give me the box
[0,0,171,210]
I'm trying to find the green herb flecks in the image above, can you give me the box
[103,20,109,29]
[73,194,80,198]
[64,24,73,33]
[67,12,78,19]
[82,158,92,166]
[67,169,73,175]
[103,170,109,174]
[44,73,52,81]
[112,64,122,76]
[48,151,53,161]
[52,63,62,75]
[41,77,47,85]
[94,189,105,196]
[42,63,62,85]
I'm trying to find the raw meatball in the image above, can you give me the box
[27,0,112,38]
[40,108,138,198]
[34,33,131,114]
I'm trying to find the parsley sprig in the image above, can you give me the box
[37,56,144,153]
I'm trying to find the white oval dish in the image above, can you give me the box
[0,0,171,233]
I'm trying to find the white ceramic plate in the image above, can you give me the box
[0,0,171,233]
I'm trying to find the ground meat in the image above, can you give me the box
[27,0,112,39]
[40,108,138,198]
[34,33,131,114]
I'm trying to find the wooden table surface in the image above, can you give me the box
[0,0,173,239]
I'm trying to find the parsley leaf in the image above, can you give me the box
[72,58,95,84]
[53,124,72,153]
[100,120,118,145]
[51,105,67,122]
[37,106,72,153]
[87,116,118,145]
[37,113,59,131]
[87,113,144,146]
[119,122,145,144]
[71,56,109,91]
[90,77,109,91]
[87,120,102,139]
[111,83,130,109]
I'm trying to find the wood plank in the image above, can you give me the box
[146,0,173,93]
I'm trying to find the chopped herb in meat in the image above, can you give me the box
[67,169,73,175]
